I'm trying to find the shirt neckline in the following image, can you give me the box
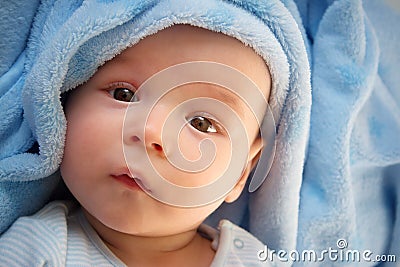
[77,208,234,267]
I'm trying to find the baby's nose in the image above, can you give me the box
[143,117,166,156]
[128,132,164,155]
[151,143,163,152]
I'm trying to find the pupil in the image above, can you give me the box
[198,121,205,129]
[115,88,132,101]
[191,117,210,132]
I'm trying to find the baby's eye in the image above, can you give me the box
[112,87,137,102]
[107,82,138,102]
[189,116,217,133]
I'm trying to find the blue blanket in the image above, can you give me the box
[0,0,399,265]
[299,0,400,261]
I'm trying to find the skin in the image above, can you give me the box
[61,25,271,267]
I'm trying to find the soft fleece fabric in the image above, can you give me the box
[0,0,399,266]
[293,1,400,265]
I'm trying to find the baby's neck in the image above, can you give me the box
[84,210,215,267]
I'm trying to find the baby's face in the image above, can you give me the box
[61,25,271,236]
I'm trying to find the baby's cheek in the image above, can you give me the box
[175,126,204,162]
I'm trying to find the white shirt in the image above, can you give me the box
[0,201,274,266]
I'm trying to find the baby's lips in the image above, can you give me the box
[133,178,152,193]
[126,168,152,192]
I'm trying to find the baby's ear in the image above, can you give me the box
[224,136,263,203]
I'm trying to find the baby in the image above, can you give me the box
[0,25,274,266]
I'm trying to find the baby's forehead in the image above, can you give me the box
[97,25,270,97]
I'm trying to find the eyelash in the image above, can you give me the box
[187,113,225,135]
[106,82,138,102]
[105,83,224,134]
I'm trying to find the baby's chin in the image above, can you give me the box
[83,202,190,235]
[102,217,201,238]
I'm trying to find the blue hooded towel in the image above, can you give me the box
[0,0,399,266]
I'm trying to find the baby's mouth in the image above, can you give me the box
[133,177,152,192]
[112,172,151,192]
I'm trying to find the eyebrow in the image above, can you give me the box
[196,82,240,108]
[214,90,243,111]
[212,86,268,124]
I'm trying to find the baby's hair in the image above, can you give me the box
[60,91,71,110]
